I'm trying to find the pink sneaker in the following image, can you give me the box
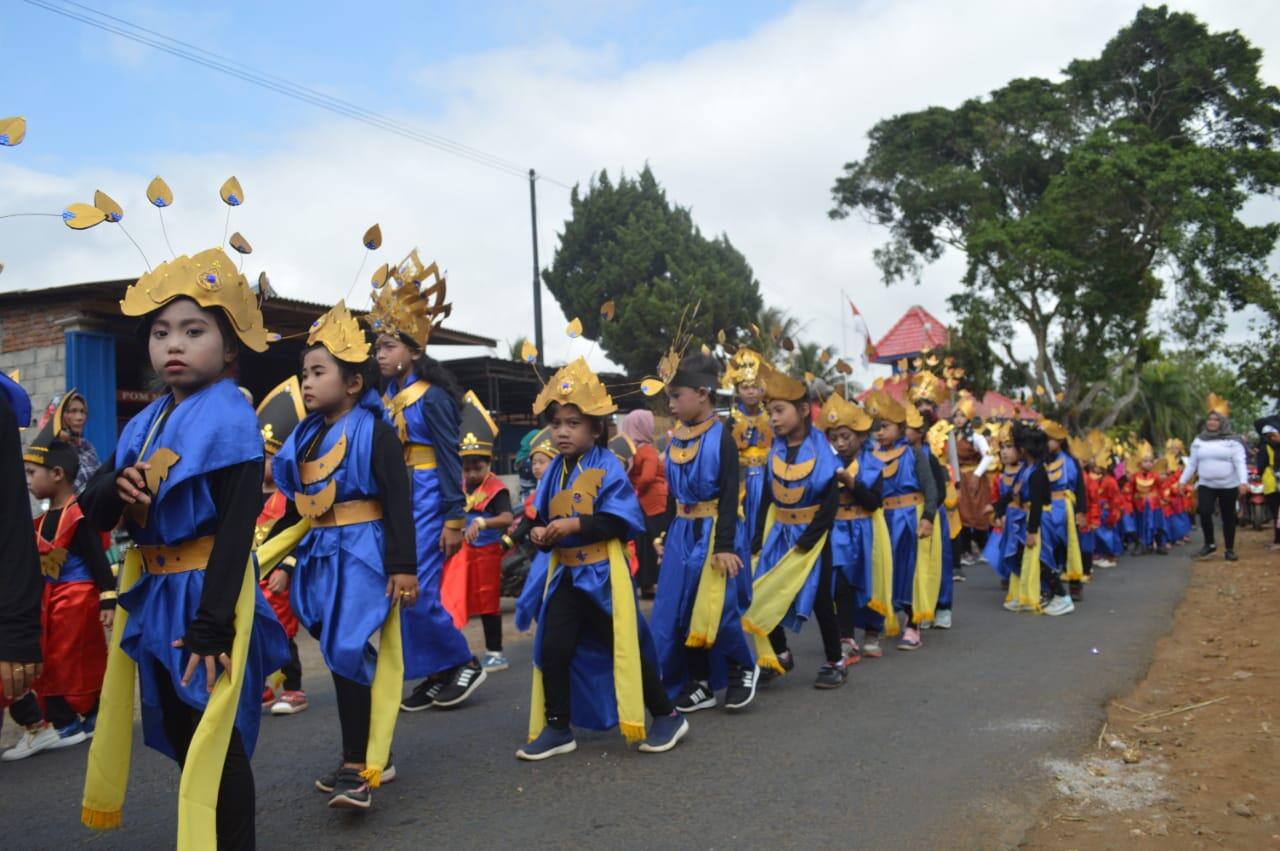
[261,687,276,708]
[840,638,861,666]
[897,628,922,651]
[271,690,309,716]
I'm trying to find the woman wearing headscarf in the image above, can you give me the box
[53,390,101,493]
[1181,394,1248,561]
[622,409,668,598]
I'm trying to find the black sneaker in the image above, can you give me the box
[1225,550,1239,562]
[723,665,759,711]
[316,760,396,793]
[400,679,443,712]
[954,565,967,583]
[327,766,372,809]
[814,661,847,689]
[432,659,487,709]
[758,650,794,686]
[1194,544,1217,559]
[675,681,716,713]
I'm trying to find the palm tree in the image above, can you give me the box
[751,306,802,360]
[1132,359,1198,443]
[788,341,839,385]
[505,336,530,362]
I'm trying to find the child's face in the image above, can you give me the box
[148,299,232,398]
[906,426,923,446]
[999,443,1019,466]
[25,462,60,500]
[829,426,858,458]
[766,399,805,438]
[1140,459,1154,472]
[301,347,357,414]
[1048,438,1062,454]
[374,335,417,380]
[666,384,709,423]
[61,398,87,436]
[548,404,599,458]
[737,383,763,409]
[530,452,551,480]
[875,421,902,447]
[462,457,491,488]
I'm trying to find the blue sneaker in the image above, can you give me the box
[50,719,87,750]
[516,726,577,761]
[81,711,97,738]
[638,713,689,753]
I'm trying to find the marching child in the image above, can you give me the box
[1129,443,1168,554]
[272,302,417,809]
[518,359,688,759]
[1039,422,1087,601]
[725,348,772,608]
[4,414,113,760]
[999,425,1073,615]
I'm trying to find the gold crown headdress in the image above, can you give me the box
[365,249,452,348]
[533,357,617,417]
[908,370,948,406]
[818,391,872,433]
[256,376,305,454]
[953,392,978,420]
[21,389,78,466]
[757,357,808,403]
[1206,393,1230,418]
[307,300,370,363]
[865,390,908,425]
[459,390,499,457]
[722,347,764,390]
[1038,419,1068,441]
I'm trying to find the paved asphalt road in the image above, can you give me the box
[1,546,1193,850]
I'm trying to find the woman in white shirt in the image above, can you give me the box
[1180,398,1248,561]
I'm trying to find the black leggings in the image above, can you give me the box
[1198,485,1239,550]
[481,613,503,652]
[332,671,371,764]
[281,638,302,692]
[634,513,667,589]
[540,577,672,730]
[154,664,255,850]
[9,692,85,729]
[767,551,845,664]
[1265,491,1280,543]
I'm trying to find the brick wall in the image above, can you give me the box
[0,305,74,354]
[0,343,65,428]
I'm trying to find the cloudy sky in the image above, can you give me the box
[3,0,1277,382]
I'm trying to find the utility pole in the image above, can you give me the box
[529,168,544,365]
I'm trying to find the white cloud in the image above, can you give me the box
[3,0,1277,386]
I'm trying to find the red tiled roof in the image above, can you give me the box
[872,305,949,363]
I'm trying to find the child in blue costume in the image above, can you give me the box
[77,253,289,849]
[364,258,484,713]
[861,391,939,652]
[818,392,883,664]
[508,427,556,632]
[743,360,842,687]
[726,347,772,614]
[272,301,418,810]
[1039,422,1088,605]
[983,427,1027,592]
[997,424,1073,615]
[517,358,688,761]
[649,352,757,714]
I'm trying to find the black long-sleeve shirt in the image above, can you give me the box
[0,394,43,662]
[39,506,116,609]
[996,465,1051,535]
[751,439,839,555]
[662,424,740,555]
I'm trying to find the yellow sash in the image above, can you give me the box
[684,518,726,649]
[741,505,829,673]
[528,540,645,744]
[1018,536,1043,613]
[363,602,403,787]
[1061,497,1085,581]
[868,509,898,637]
[910,503,944,625]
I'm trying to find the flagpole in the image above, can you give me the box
[840,289,850,396]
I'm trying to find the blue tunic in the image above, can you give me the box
[382,376,473,678]
[650,419,753,699]
[983,464,1025,578]
[531,446,651,732]
[860,439,921,612]
[731,404,771,609]
[1041,452,1079,570]
[113,379,288,761]
[755,427,838,632]
[274,390,394,686]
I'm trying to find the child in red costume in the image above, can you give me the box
[4,415,113,761]
[440,392,513,672]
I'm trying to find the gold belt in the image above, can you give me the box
[775,504,819,525]
[739,453,767,468]
[556,541,611,566]
[883,493,924,511]
[404,443,437,469]
[311,498,384,528]
[836,505,872,520]
[1052,491,1075,503]
[139,535,216,575]
[676,500,717,519]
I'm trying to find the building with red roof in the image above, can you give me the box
[872,305,949,369]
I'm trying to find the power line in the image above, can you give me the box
[22,0,576,190]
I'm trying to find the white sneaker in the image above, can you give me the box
[1043,595,1075,617]
[1,724,60,761]
[934,610,952,629]
[1002,599,1023,612]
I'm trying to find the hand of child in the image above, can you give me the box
[440,525,463,559]
[464,519,484,544]
[0,660,41,699]
[100,608,115,630]
[266,569,290,595]
[1025,531,1039,550]
[172,639,232,693]
[386,573,419,609]
[540,517,580,546]
[918,518,934,539]
[529,526,550,547]
[713,551,742,578]
[653,536,665,560]
[116,462,152,505]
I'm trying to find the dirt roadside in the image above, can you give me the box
[1022,528,1279,849]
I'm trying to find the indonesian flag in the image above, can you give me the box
[850,299,875,364]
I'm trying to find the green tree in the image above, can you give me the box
[830,6,1280,427]
[542,166,764,376]
[504,336,530,361]
[751,305,802,361]
[788,341,840,385]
